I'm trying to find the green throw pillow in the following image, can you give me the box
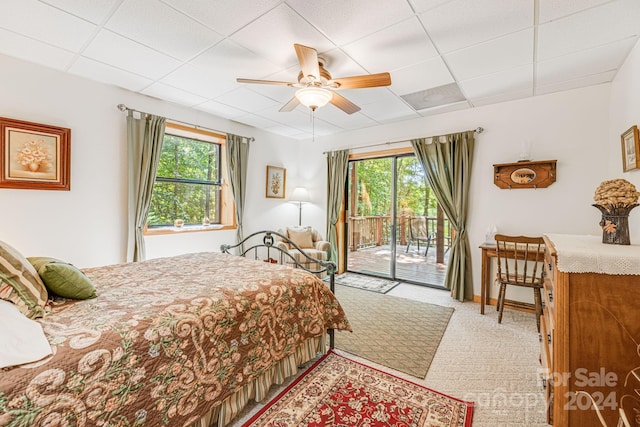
[27,257,97,300]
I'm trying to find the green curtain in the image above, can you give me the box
[411,131,475,301]
[326,150,349,263]
[225,133,251,253]
[126,112,166,262]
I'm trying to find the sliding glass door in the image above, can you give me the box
[345,154,450,287]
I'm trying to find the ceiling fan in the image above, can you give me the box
[236,43,391,114]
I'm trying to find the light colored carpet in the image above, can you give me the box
[229,283,549,427]
[334,284,453,378]
[331,272,399,293]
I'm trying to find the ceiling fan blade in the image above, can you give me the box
[294,43,320,81]
[330,92,361,114]
[331,72,391,89]
[279,96,300,112]
[236,78,295,86]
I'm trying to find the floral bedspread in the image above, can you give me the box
[0,252,350,426]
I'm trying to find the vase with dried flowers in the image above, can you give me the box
[593,179,639,245]
[16,139,51,172]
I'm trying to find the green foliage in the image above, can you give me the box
[148,134,221,226]
[349,156,437,217]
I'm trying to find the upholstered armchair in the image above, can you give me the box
[275,226,331,278]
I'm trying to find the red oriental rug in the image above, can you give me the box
[242,350,473,426]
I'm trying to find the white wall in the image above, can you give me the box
[608,39,640,243]
[0,54,293,267]
[310,84,612,299]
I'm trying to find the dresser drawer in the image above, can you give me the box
[544,249,555,284]
[539,314,554,424]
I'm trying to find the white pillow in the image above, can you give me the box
[0,299,52,368]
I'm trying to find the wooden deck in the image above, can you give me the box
[347,244,448,287]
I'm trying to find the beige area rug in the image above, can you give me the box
[334,284,454,379]
[330,272,399,293]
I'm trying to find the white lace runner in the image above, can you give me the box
[545,233,640,275]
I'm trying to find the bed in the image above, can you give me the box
[0,230,350,427]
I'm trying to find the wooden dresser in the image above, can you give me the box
[541,234,640,426]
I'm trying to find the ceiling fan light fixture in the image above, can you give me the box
[295,86,333,110]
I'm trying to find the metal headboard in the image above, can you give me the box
[221,230,337,347]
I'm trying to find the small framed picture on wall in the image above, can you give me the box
[0,117,71,190]
[621,125,640,172]
[266,165,286,198]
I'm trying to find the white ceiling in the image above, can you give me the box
[2,0,639,140]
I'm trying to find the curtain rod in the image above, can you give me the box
[323,127,484,154]
[116,104,255,142]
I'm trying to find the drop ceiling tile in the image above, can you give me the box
[263,124,312,138]
[191,39,281,84]
[312,108,378,130]
[105,0,223,61]
[389,57,455,96]
[342,17,439,74]
[287,0,414,45]
[360,96,421,122]
[252,107,313,127]
[459,64,533,99]
[83,30,182,79]
[244,83,298,104]
[418,100,471,116]
[142,82,209,106]
[419,0,533,53]
[230,4,334,69]
[536,70,616,96]
[0,29,75,70]
[0,0,96,52]
[68,57,153,91]
[40,0,120,24]
[469,88,532,107]
[538,0,614,23]
[537,37,637,86]
[214,87,282,112]
[232,112,280,129]
[409,0,456,14]
[339,87,396,107]
[445,28,533,81]
[538,0,640,61]
[194,100,247,119]
[160,0,281,36]
[161,63,235,99]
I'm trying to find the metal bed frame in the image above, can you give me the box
[221,230,337,348]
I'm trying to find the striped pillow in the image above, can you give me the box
[0,240,48,319]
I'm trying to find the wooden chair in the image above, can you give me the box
[406,216,435,256]
[494,234,545,331]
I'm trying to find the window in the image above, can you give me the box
[146,123,234,232]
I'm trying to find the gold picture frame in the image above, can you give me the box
[0,117,71,190]
[621,125,640,172]
[266,165,286,198]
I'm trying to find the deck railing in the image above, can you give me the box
[348,215,451,251]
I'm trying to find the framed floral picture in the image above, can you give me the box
[621,125,640,172]
[266,165,286,198]
[0,117,71,190]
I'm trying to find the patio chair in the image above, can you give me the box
[406,216,436,256]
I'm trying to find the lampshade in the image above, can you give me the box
[295,87,333,110]
[289,187,310,203]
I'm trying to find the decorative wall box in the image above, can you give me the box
[493,160,557,189]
